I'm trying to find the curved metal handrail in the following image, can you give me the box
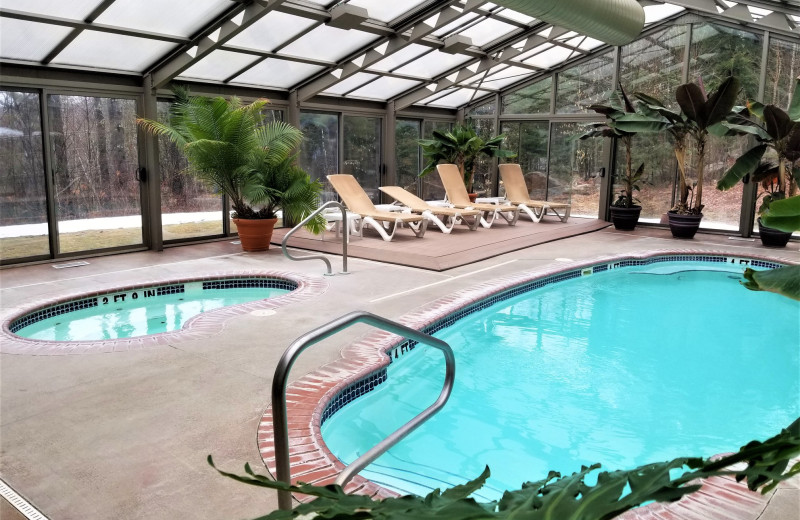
[281,200,348,275]
[271,310,456,510]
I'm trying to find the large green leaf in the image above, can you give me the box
[785,125,800,162]
[612,113,669,133]
[741,266,800,301]
[716,144,767,190]
[760,194,800,232]
[763,105,794,140]
[704,76,740,127]
[676,82,708,127]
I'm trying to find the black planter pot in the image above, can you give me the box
[758,218,792,248]
[609,205,642,230]
[667,211,703,239]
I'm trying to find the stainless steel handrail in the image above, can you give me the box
[271,310,456,510]
[281,200,349,275]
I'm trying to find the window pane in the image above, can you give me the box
[157,101,223,242]
[395,119,421,193]
[549,122,602,217]
[0,18,74,62]
[421,121,452,200]
[279,26,378,63]
[224,11,317,52]
[764,37,800,108]
[299,112,339,202]
[556,52,615,114]
[50,31,177,73]
[619,24,687,108]
[0,90,49,261]
[614,133,676,223]
[689,23,762,230]
[342,115,381,203]
[689,23,762,103]
[94,0,231,38]
[500,121,549,200]
[231,58,325,89]
[48,95,143,253]
[470,118,496,195]
[468,100,496,116]
[502,76,552,114]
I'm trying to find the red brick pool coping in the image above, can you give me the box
[0,270,327,355]
[257,249,799,514]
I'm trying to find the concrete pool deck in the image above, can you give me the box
[0,226,797,519]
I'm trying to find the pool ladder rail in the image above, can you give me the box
[271,310,456,510]
[282,200,350,275]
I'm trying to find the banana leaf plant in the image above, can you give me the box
[419,124,516,193]
[631,76,740,215]
[716,77,800,233]
[578,84,667,208]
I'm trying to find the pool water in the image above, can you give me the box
[321,263,800,500]
[15,283,289,341]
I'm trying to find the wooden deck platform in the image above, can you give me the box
[271,216,611,271]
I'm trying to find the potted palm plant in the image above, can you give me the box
[138,89,323,251]
[418,124,515,200]
[579,84,667,230]
[632,76,740,238]
[716,77,799,247]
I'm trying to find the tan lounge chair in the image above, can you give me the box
[378,186,481,233]
[327,174,428,241]
[436,164,519,228]
[498,164,571,223]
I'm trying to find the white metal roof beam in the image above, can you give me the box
[151,0,288,89]
[296,0,490,101]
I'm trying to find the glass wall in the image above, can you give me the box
[470,117,496,195]
[614,133,676,222]
[0,90,49,261]
[556,51,615,114]
[502,77,552,115]
[549,122,603,217]
[619,24,687,107]
[48,94,142,253]
[500,121,549,200]
[395,119,421,192]
[688,23,762,230]
[157,100,224,241]
[299,111,339,202]
[342,115,381,202]
[764,37,800,110]
[421,120,452,200]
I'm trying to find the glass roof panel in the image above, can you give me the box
[321,72,378,95]
[178,50,260,81]
[279,25,379,63]
[513,42,553,62]
[418,87,490,108]
[523,45,577,68]
[231,58,325,89]
[644,3,685,24]
[367,44,430,72]
[470,66,533,90]
[496,8,535,24]
[50,31,178,72]
[347,76,422,100]
[93,0,231,38]
[393,50,472,79]
[457,16,518,47]
[578,37,605,51]
[433,13,480,37]
[302,0,334,4]
[227,12,317,52]
[0,18,73,62]
[0,0,97,21]
[347,0,430,23]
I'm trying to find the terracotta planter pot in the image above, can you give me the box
[667,211,703,239]
[758,218,792,248]
[468,193,478,203]
[233,217,277,252]
[609,205,641,230]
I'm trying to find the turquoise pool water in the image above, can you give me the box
[321,262,800,500]
[13,280,290,341]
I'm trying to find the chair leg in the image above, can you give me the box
[464,214,480,231]
[423,211,454,234]
[519,204,543,223]
[479,210,497,228]
[407,218,428,238]
[496,207,519,226]
[548,206,570,223]
[362,216,397,241]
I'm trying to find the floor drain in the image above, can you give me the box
[0,478,48,520]
[52,261,89,269]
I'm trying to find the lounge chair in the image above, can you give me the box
[378,186,481,233]
[327,174,428,241]
[436,164,519,228]
[498,164,571,223]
